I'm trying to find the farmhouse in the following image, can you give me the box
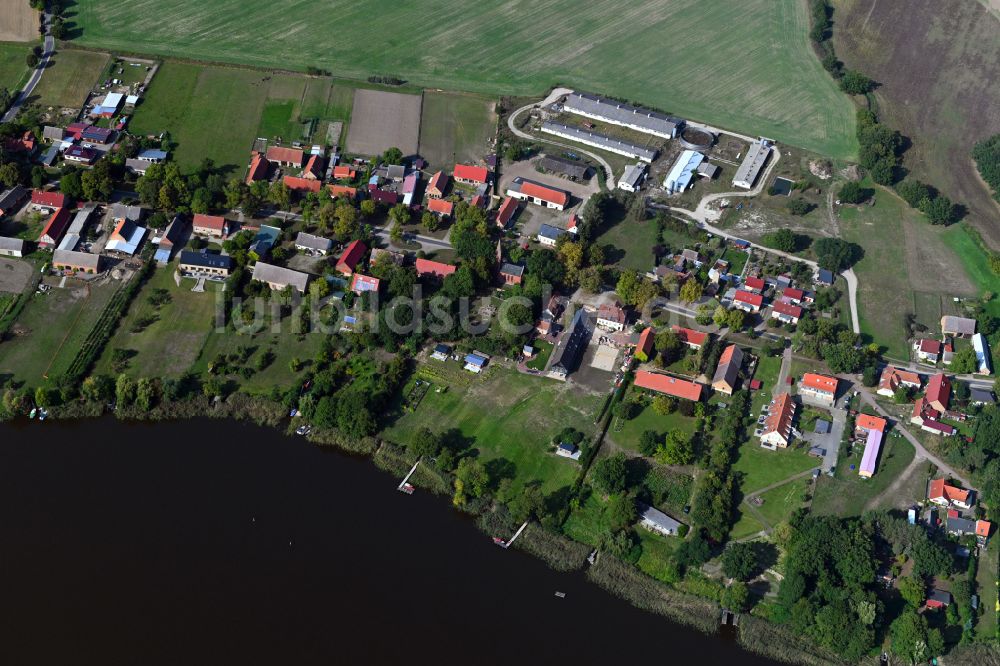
[506,177,570,211]
[350,273,380,294]
[617,163,647,192]
[0,185,28,216]
[415,258,457,279]
[911,398,955,436]
[877,366,922,397]
[914,338,942,363]
[760,392,796,449]
[427,197,454,217]
[295,232,333,255]
[426,171,449,198]
[540,122,658,162]
[454,164,490,186]
[562,92,682,139]
[549,308,589,380]
[31,190,66,212]
[539,155,589,181]
[283,175,322,193]
[634,371,702,402]
[663,150,705,195]
[178,250,232,278]
[770,301,803,325]
[733,290,763,313]
[53,249,100,274]
[265,145,304,168]
[0,237,26,257]
[941,315,976,338]
[925,373,951,412]
[302,154,325,180]
[252,262,310,293]
[928,478,972,509]
[38,207,72,248]
[733,140,772,189]
[192,214,229,239]
[336,239,367,275]
[671,325,706,350]
[799,373,839,405]
[495,196,519,229]
[712,344,743,395]
[596,302,627,331]
[638,505,683,537]
[973,333,992,375]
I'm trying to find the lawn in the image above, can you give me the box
[0,41,29,92]
[0,279,119,385]
[382,363,600,493]
[30,48,109,109]
[594,214,659,273]
[755,477,811,527]
[92,268,219,379]
[419,90,497,168]
[729,511,766,541]
[811,436,916,517]
[731,441,818,495]
[611,395,700,455]
[941,224,1000,321]
[976,537,998,639]
[72,0,856,158]
[526,339,553,371]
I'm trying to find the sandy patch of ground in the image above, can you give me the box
[0,0,38,42]
[345,89,421,157]
[0,258,33,294]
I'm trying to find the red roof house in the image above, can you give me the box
[336,240,367,276]
[31,190,67,209]
[415,258,457,279]
[265,145,304,167]
[782,287,805,303]
[856,413,887,433]
[328,184,358,200]
[245,151,270,185]
[454,163,489,185]
[770,300,802,323]
[636,327,655,360]
[302,154,325,180]
[369,189,399,205]
[671,325,707,349]
[925,373,951,413]
[427,197,454,216]
[733,290,763,311]
[192,213,229,238]
[283,175,322,193]
[634,371,703,401]
[928,478,972,508]
[38,207,71,248]
[517,180,569,209]
[427,171,449,198]
[333,165,357,180]
[495,196,519,228]
[743,276,765,293]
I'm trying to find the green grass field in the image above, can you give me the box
[383,363,600,493]
[71,0,856,158]
[418,90,496,168]
[93,268,219,379]
[0,42,30,92]
[611,392,700,455]
[732,441,817,495]
[30,48,109,108]
[942,224,1000,321]
[0,280,119,384]
[595,214,659,273]
[811,436,916,517]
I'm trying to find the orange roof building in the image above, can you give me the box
[283,175,322,192]
[327,184,358,200]
[928,478,972,508]
[855,413,887,433]
[495,196,518,228]
[415,258,457,279]
[925,373,951,413]
[760,392,796,449]
[265,145,304,167]
[333,165,357,180]
[877,366,922,397]
[799,373,839,404]
[711,344,744,395]
[336,239,367,276]
[427,197,454,216]
[246,151,270,185]
[671,325,706,349]
[636,327,654,360]
[453,163,489,185]
[634,371,702,401]
[426,170,449,198]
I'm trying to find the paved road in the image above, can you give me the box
[267,209,453,252]
[506,88,617,190]
[3,11,53,123]
[879,359,996,391]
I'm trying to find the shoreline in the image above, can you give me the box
[11,395,841,666]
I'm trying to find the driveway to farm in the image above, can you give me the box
[506,88,617,191]
[3,10,53,123]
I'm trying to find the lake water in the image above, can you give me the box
[0,417,779,665]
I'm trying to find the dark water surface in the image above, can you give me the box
[0,417,779,665]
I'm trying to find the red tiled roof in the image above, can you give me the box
[31,190,66,208]
[917,339,942,354]
[637,327,654,357]
[454,163,489,183]
[369,189,399,205]
[734,290,763,307]
[928,478,970,504]
[671,325,707,347]
[926,373,951,410]
[327,184,357,199]
[762,392,795,440]
[567,214,579,231]
[744,276,765,290]
[856,413,887,433]
[336,240,367,274]
[878,366,921,393]
[771,301,802,319]
[283,175,322,192]
[977,520,992,538]
[783,287,805,301]
[302,154,324,179]
[801,373,838,394]
[333,165,356,180]
[427,198,453,215]
[597,302,626,324]
[415,258,457,278]
[634,371,702,401]
[427,170,449,195]
[246,151,269,185]
[265,145,304,165]
[496,196,518,226]
[519,181,569,207]
[193,214,227,232]
[38,207,71,245]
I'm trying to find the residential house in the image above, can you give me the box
[401,171,420,205]
[30,190,66,212]
[948,514,978,537]
[977,520,992,547]
[415,258,457,279]
[548,308,589,380]
[636,326,655,361]
[711,344,743,395]
[596,302,627,331]
[332,165,357,181]
[63,146,98,165]
[617,163,647,192]
[971,388,996,405]
[634,371,702,401]
[927,478,972,509]
[925,373,951,412]
[671,325,706,350]
[430,344,451,361]
[251,262,310,293]
[327,184,358,200]
[283,175,322,193]
[53,249,100,273]
[464,353,489,374]
[816,269,834,286]
[973,333,993,375]
[350,273,380,295]
[295,232,333,255]
[911,398,956,436]
[336,239,367,276]
[760,392,796,449]
[556,442,582,460]
[369,189,399,206]
[426,171,449,198]
[178,250,232,278]
[914,338,942,363]
[566,214,579,235]
[495,196,519,229]
[154,216,185,263]
[770,301,803,325]
[265,145,304,168]
[743,276,765,293]
[302,154,325,180]
[733,290,763,313]
[799,373,839,405]
[941,315,976,338]
[639,505,683,537]
[427,197,454,217]
[499,263,524,286]
[505,177,570,211]
[877,366,922,398]
[0,237,26,257]
[192,213,229,239]
[537,223,565,247]
[926,590,952,610]
[38,207,71,249]
[136,149,167,163]
[453,164,489,186]
[0,185,28,216]
[386,165,405,182]
[105,218,147,255]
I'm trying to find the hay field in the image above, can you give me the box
[71,0,856,159]
[30,49,109,109]
[345,89,421,156]
[0,42,29,91]
[0,0,38,42]
[419,91,496,168]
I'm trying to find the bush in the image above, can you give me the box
[787,199,813,216]
[840,70,874,95]
[837,181,868,204]
[896,179,931,208]
[973,134,1000,202]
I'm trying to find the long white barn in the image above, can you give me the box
[541,122,658,162]
[563,92,683,139]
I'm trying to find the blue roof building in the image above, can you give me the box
[663,149,704,195]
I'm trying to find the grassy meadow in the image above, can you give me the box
[418,90,497,168]
[72,0,856,158]
[30,48,109,109]
[0,42,29,92]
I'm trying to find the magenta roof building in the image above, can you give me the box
[859,429,884,478]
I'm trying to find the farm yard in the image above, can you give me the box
[29,49,110,110]
[345,89,421,157]
[70,0,856,159]
[418,90,497,169]
[0,0,38,42]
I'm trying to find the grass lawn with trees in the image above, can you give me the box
[526,339,553,371]
[611,393,699,455]
[383,363,600,493]
[418,90,497,168]
[731,442,817,495]
[30,49,109,109]
[811,436,916,516]
[561,490,611,547]
[636,528,682,583]
[72,0,855,158]
[594,214,659,273]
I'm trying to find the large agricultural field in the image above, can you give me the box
[833,0,1000,249]
[0,0,38,42]
[71,0,856,159]
[29,49,109,109]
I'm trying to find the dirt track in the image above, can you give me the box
[0,0,38,41]
[834,0,1000,249]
